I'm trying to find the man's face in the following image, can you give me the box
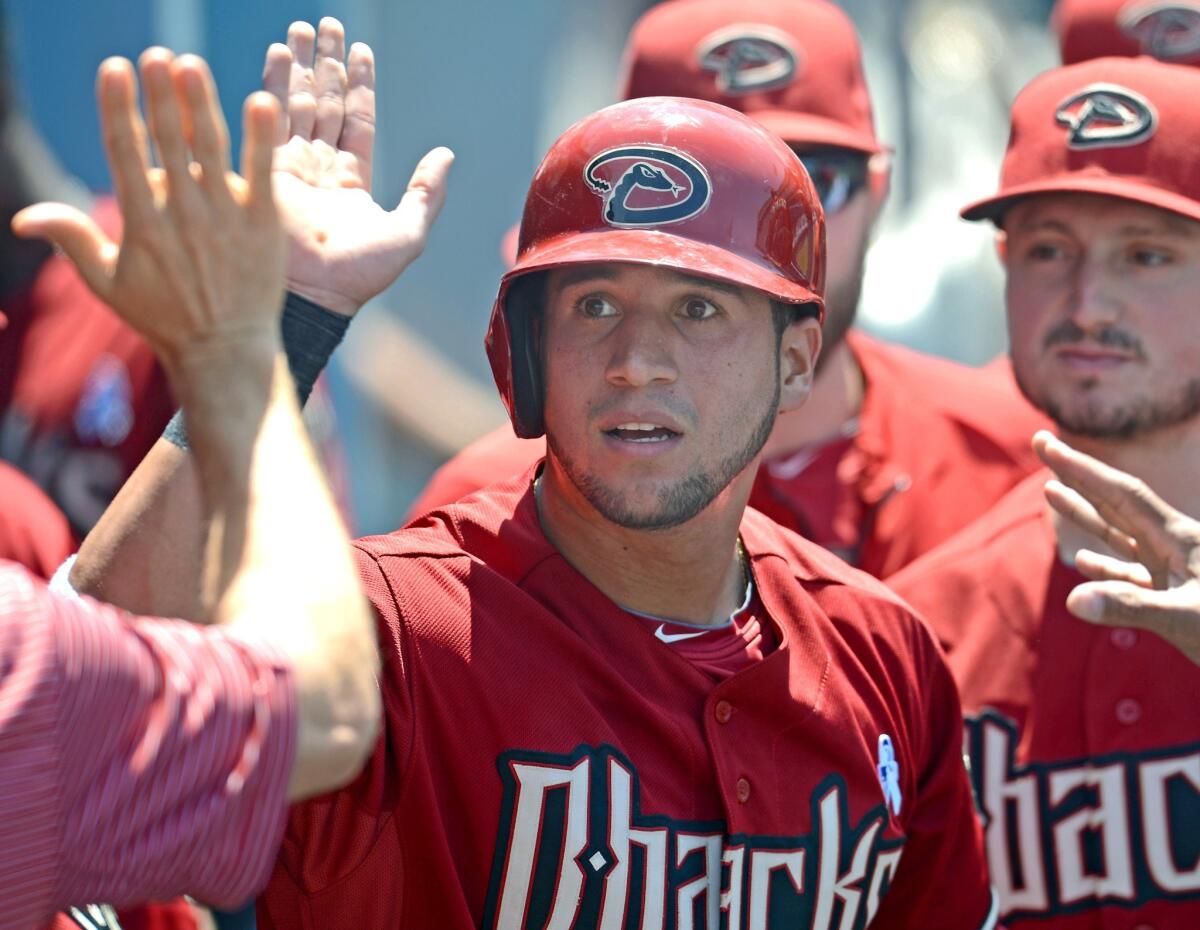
[540,263,818,529]
[793,147,879,359]
[1004,193,1200,440]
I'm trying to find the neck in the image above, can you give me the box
[762,336,864,458]
[536,456,753,626]
[1053,419,1200,563]
[0,114,92,297]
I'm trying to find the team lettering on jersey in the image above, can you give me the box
[481,744,904,930]
[966,710,1200,921]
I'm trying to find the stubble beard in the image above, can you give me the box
[548,377,782,531]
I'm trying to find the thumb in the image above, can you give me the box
[389,146,455,244]
[13,203,117,301]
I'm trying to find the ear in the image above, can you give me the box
[778,316,823,414]
[865,152,891,223]
[994,229,1008,265]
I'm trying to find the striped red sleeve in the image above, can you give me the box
[0,561,296,927]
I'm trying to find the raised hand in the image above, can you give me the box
[261,18,454,316]
[12,50,284,369]
[1035,431,1200,666]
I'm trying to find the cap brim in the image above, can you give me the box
[961,175,1200,225]
[750,110,887,154]
[504,227,823,316]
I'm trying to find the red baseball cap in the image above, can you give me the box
[1055,0,1200,65]
[961,56,1200,225]
[618,0,884,153]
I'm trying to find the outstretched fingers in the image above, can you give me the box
[286,21,318,141]
[389,147,455,247]
[139,48,206,223]
[95,58,156,225]
[262,42,292,145]
[1035,431,1183,560]
[312,17,348,147]
[340,42,376,186]
[1044,479,1141,563]
[242,92,281,219]
[173,55,231,205]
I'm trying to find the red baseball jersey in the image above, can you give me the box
[890,471,1200,928]
[258,471,997,929]
[0,461,73,579]
[407,331,1049,578]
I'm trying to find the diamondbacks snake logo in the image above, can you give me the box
[696,25,800,94]
[584,145,712,228]
[1054,84,1158,149]
[1118,2,1200,61]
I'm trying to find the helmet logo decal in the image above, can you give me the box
[696,24,799,95]
[584,145,712,228]
[1118,2,1200,60]
[1054,84,1158,149]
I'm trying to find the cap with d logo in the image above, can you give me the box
[1055,0,1200,65]
[617,0,884,153]
[961,56,1200,224]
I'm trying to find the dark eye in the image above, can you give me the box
[579,295,617,318]
[1026,242,1065,262]
[1130,248,1173,267]
[682,297,718,321]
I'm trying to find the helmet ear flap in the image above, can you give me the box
[504,273,547,439]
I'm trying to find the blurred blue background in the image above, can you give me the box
[7,0,1058,534]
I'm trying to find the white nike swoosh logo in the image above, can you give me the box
[655,623,708,644]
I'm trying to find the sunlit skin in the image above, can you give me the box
[536,262,821,625]
[1003,193,1200,443]
[1000,192,1200,561]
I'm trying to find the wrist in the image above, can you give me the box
[166,326,282,401]
[285,279,362,318]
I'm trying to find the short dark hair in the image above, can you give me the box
[770,299,820,342]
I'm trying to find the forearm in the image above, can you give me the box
[176,337,379,798]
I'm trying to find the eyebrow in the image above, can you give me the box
[550,265,746,298]
[1012,215,1198,240]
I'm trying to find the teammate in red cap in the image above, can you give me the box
[891,56,1200,928]
[1055,0,1200,64]
[64,26,999,922]
[408,0,1047,580]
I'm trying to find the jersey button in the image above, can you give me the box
[736,778,751,803]
[714,700,733,724]
[1110,628,1138,650]
[1116,698,1142,725]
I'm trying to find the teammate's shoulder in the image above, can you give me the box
[896,468,1051,581]
[406,423,546,519]
[851,331,1047,439]
[355,467,553,583]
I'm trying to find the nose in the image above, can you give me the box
[604,313,678,389]
[1067,254,1124,333]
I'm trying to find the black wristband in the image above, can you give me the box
[161,290,350,450]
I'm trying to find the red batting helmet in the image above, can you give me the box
[485,96,827,439]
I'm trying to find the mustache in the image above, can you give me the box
[586,393,698,429]
[1043,320,1145,357]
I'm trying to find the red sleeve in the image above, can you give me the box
[0,563,296,926]
[0,463,75,579]
[874,618,1000,930]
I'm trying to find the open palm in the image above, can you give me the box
[263,19,453,317]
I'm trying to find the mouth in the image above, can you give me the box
[603,422,682,444]
[1054,347,1137,371]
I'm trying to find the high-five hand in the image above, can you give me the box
[261,17,454,316]
[1035,431,1200,667]
[12,50,284,369]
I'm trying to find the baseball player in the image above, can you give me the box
[407,0,1049,580]
[890,55,1200,928]
[1055,0,1200,64]
[62,22,998,930]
